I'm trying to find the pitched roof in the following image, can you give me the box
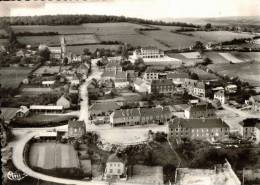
[68,120,85,128]
[107,153,123,163]
[115,71,127,79]
[239,118,260,129]
[113,108,141,118]
[169,118,229,129]
[251,95,260,102]
[186,104,215,112]
[195,82,205,89]
[90,102,120,113]
[151,79,174,86]
[167,72,189,79]
[106,62,121,68]
[0,108,19,121]
[29,105,63,110]
[102,71,116,78]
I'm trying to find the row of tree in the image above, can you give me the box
[0,14,199,28]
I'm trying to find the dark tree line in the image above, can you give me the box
[0,14,199,28]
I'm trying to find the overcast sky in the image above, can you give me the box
[0,0,260,19]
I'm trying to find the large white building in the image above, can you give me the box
[133,47,164,59]
[130,47,182,65]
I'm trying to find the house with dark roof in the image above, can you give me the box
[184,103,215,119]
[143,68,160,81]
[150,79,175,94]
[249,95,260,112]
[68,120,86,138]
[104,153,127,180]
[168,118,230,142]
[193,81,206,97]
[239,118,260,144]
[110,108,141,127]
[76,63,90,79]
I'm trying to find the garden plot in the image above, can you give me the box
[29,142,80,169]
[219,53,244,63]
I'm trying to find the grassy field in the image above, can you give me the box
[186,31,254,42]
[0,67,32,88]
[29,142,80,169]
[219,52,244,63]
[232,52,260,63]
[204,52,230,64]
[189,67,219,81]
[11,23,256,50]
[208,62,260,86]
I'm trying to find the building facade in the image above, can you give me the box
[68,121,86,138]
[110,107,171,127]
[150,79,175,94]
[133,47,164,59]
[239,118,260,144]
[214,90,226,104]
[184,104,215,119]
[104,153,126,180]
[168,118,230,142]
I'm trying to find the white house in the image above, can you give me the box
[42,80,55,87]
[225,84,237,94]
[114,80,129,89]
[104,153,126,180]
[214,90,226,104]
[56,95,71,109]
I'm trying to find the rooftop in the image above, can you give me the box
[89,102,120,113]
[186,103,215,112]
[239,118,260,129]
[169,118,229,129]
[167,72,189,79]
[151,79,174,86]
[0,107,19,121]
[68,120,85,128]
[29,105,63,110]
[107,153,123,163]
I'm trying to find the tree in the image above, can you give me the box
[38,47,50,61]
[205,23,212,30]
[134,58,146,72]
[190,73,199,80]
[83,48,91,55]
[193,41,205,51]
[63,57,68,65]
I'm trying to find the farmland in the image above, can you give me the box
[29,142,80,170]
[208,62,260,86]
[186,31,254,42]
[10,22,256,51]
[0,67,32,88]
[66,44,120,54]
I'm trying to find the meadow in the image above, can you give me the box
[9,23,256,51]
[0,67,32,88]
[29,142,80,169]
[186,31,254,42]
[208,62,260,86]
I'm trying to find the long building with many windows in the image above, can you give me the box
[110,107,171,127]
[168,118,230,142]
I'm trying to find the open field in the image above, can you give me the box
[29,142,80,170]
[189,67,219,81]
[204,52,230,64]
[67,44,120,54]
[128,165,163,185]
[12,25,88,34]
[232,52,260,63]
[219,52,244,63]
[0,67,32,88]
[11,23,256,50]
[144,30,199,49]
[208,62,260,86]
[186,31,254,42]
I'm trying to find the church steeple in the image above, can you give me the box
[60,35,66,59]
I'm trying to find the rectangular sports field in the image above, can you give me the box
[29,143,80,169]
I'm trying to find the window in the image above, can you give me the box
[118,169,121,174]
[110,169,113,173]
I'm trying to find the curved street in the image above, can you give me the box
[12,131,108,185]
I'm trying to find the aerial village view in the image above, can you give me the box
[1,1,260,185]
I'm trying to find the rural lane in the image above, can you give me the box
[12,131,108,185]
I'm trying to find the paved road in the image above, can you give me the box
[79,59,102,125]
[12,131,108,185]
